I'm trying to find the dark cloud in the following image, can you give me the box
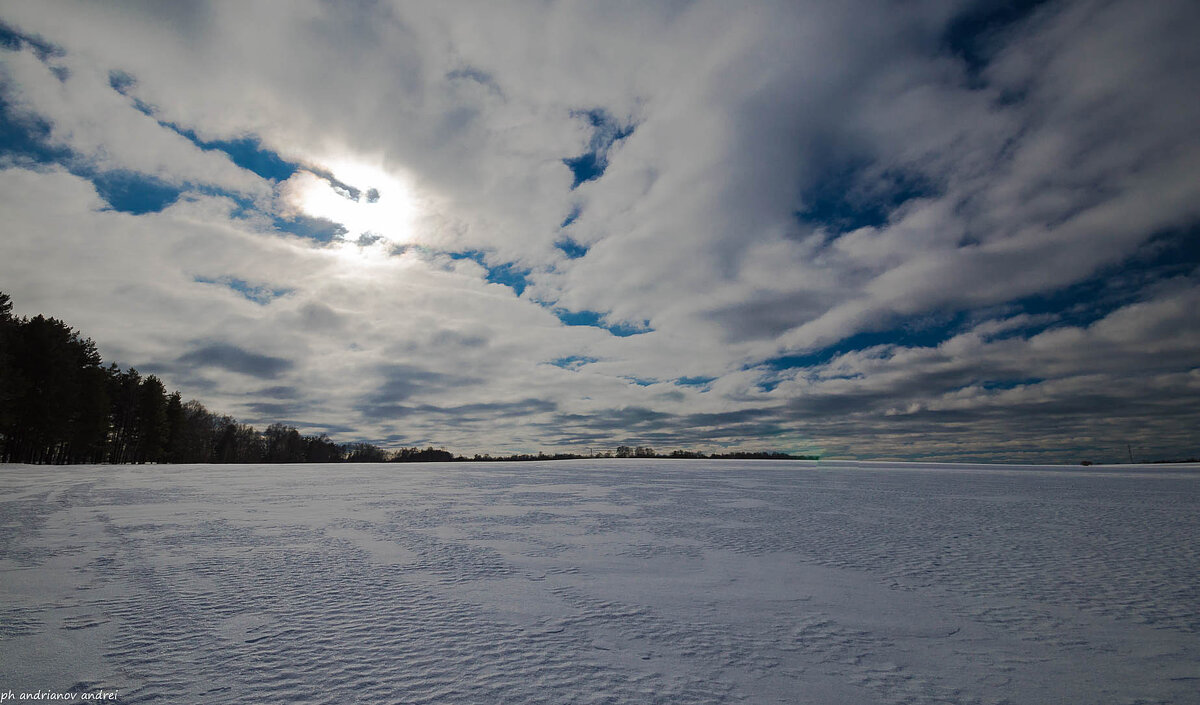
[252,385,299,399]
[430,329,488,349]
[551,406,671,432]
[295,302,344,332]
[177,342,293,379]
[532,405,797,450]
[359,397,557,424]
[368,363,481,401]
[244,401,304,418]
[428,398,557,417]
[705,291,838,343]
[355,364,489,420]
[678,408,779,427]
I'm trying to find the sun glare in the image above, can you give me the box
[283,157,419,255]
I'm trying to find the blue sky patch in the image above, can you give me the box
[563,108,635,189]
[91,171,185,214]
[1,59,285,217]
[194,276,293,304]
[553,308,652,337]
[0,21,24,51]
[1009,225,1200,332]
[796,163,935,235]
[273,214,348,243]
[758,311,969,373]
[675,376,716,389]
[548,355,598,371]
[108,70,135,93]
[623,376,657,387]
[484,261,530,296]
[0,89,246,216]
[307,167,361,201]
[107,71,158,117]
[0,94,72,165]
[449,250,531,295]
[756,222,1200,391]
[105,68,301,184]
[448,250,485,265]
[198,136,299,183]
[555,237,589,259]
[162,123,300,183]
[977,377,1044,391]
[941,0,1052,80]
[564,153,604,189]
[0,20,62,61]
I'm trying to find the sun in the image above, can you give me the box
[282,157,419,252]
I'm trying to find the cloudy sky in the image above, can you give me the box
[1,0,1197,462]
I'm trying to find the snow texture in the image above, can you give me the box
[1,460,1198,704]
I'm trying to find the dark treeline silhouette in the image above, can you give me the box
[1,292,818,465]
[466,448,818,462]
[0,292,380,465]
[467,451,592,462]
[394,446,456,462]
[606,446,817,461]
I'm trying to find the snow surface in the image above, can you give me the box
[1,460,1198,704]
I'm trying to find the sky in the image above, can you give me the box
[0,0,1197,463]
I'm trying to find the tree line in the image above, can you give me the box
[0,292,394,464]
[1,292,818,465]
[464,448,818,462]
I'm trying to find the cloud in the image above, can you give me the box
[176,342,294,379]
[0,34,271,200]
[0,1,1197,462]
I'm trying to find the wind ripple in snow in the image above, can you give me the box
[1,460,1197,704]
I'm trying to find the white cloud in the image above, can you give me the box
[0,45,271,198]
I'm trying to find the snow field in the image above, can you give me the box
[1,460,1198,704]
